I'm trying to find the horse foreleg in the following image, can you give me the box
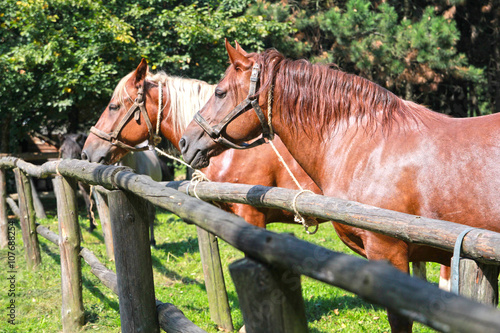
[365,235,413,333]
[233,204,267,228]
[439,265,451,291]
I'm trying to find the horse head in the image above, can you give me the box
[59,133,87,159]
[82,59,161,164]
[180,40,274,169]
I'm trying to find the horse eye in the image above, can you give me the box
[215,88,226,99]
[109,103,120,111]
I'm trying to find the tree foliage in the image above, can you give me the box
[0,0,498,153]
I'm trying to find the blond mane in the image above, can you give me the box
[112,70,215,135]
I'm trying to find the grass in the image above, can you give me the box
[0,195,442,332]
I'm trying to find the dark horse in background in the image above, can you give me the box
[80,59,321,231]
[179,41,500,332]
[59,133,162,245]
[59,133,96,231]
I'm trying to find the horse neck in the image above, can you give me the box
[271,119,331,190]
[154,77,214,152]
[160,118,183,152]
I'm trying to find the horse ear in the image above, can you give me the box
[234,40,248,56]
[225,39,252,70]
[133,58,148,86]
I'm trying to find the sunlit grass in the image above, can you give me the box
[0,195,442,332]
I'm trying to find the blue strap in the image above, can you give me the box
[450,227,476,294]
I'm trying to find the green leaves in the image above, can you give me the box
[1,0,137,140]
[0,0,490,152]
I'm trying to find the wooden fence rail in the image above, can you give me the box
[2,157,500,332]
[164,180,500,265]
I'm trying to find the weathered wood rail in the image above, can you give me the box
[2,157,500,332]
[164,180,500,265]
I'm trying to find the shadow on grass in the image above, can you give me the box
[154,237,199,257]
[305,294,382,323]
[84,228,105,243]
[39,241,61,265]
[82,275,120,321]
[151,253,203,287]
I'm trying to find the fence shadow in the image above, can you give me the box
[151,252,203,287]
[82,275,120,314]
[305,294,382,323]
[39,241,61,265]
[154,237,200,257]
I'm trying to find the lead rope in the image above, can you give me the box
[88,185,97,229]
[155,81,165,144]
[266,85,319,235]
[153,79,211,194]
[155,146,212,203]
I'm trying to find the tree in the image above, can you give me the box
[251,0,485,117]
[0,0,135,152]
[0,0,294,153]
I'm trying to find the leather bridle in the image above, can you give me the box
[90,86,161,151]
[193,63,274,150]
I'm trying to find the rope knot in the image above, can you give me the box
[292,190,319,234]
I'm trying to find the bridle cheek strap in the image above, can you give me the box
[90,86,160,152]
[194,63,273,150]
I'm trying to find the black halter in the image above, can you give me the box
[90,86,161,151]
[193,63,273,150]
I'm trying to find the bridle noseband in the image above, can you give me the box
[194,63,274,150]
[90,86,161,152]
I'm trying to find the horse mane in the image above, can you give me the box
[255,49,444,137]
[149,72,215,134]
[113,71,215,135]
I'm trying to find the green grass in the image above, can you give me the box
[0,196,441,332]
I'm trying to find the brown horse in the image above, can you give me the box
[179,40,500,332]
[81,59,320,230]
[59,133,96,231]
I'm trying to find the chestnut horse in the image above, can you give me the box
[179,41,500,332]
[81,59,320,230]
[60,133,161,245]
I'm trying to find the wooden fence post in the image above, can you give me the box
[229,257,308,333]
[186,167,233,331]
[412,262,427,281]
[53,175,85,332]
[13,168,41,269]
[93,187,114,260]
[0,168,8,248]
[459,259,499,306]
[107,190,159,333]
[29,177,47,219]
[197,227,233,331]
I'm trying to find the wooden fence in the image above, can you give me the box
[1,156,500,333]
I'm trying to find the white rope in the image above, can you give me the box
[152,79,211,198]
[266,85,318,234]
[55,160,62,176]
[156,81,163,136]
[189,170,211,201]
[88,185,97,229]
[269,141,303,190]
[153,147,213,203]
[292,190,318,234]
[155,147,192,170]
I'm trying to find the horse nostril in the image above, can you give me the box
[179,137,187,153]
[81,151,88,160]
